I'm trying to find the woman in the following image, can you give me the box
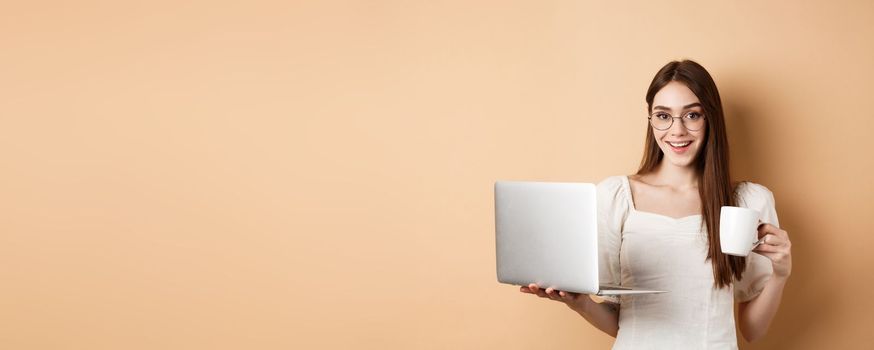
[520,60,792,348]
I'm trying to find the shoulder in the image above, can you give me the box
[734,181,776,208]
[596,175,631,209]
[596,175,626,195]
[598,175,625,187]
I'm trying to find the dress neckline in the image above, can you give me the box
[622,175,703,222]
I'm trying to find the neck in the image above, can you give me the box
[650,161,699,189]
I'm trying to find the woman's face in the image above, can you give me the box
[650,81,707,168]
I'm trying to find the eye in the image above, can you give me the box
[685,112,702,120]
[655,113,671,121]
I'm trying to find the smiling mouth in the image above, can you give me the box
[666,141,692,147]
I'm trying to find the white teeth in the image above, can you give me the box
[668,141,691,147]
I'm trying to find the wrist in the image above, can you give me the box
[570,295,595,314]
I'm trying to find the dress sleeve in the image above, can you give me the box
[733,182,780,302]
[596,176,630,304]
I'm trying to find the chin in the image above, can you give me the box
[668,158,696,167]
[659,148,699,167]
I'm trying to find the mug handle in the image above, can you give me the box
[752,220,767,247]
[752,237,766,248]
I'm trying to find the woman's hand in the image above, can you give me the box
[753,223,792,279]
[520,283,620,337]
[519,283,592,313]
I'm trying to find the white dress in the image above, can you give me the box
[596,175,779,349]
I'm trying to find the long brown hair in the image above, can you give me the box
[636,60,743,288]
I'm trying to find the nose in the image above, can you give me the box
[669,117,689,136]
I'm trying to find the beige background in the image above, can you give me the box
[2,0,873,349]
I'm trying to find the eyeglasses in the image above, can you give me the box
[648,111,706,131]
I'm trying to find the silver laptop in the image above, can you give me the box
[494,181,665,296]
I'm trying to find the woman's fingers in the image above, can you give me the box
[754,250,791,265]
[751,227,793,278]
[757,234,791,251]
[521,283,573,302]
[559,290,578,302]
[756,223,774,237]
[529,284,549,298]
[758,223,789,240]
[545,288,562,301]
[753,242,779,253]
[754,235,776,249]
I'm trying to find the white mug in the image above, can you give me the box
[719,206,762,257]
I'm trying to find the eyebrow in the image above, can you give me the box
[652,102,702,111]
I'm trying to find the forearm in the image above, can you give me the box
[738,276,788,342]
[572,297,620,337]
